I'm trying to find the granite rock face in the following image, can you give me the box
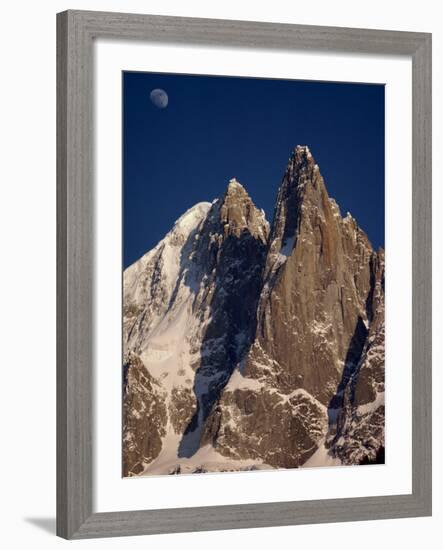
[122,146,385,475]
[326,249,385,464]
[122,353,167,476]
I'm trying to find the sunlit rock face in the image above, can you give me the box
[122,146,385,476]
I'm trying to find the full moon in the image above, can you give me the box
[150,88,168,109]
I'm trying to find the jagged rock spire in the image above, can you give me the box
[267,145,326,265]
[217,177,269,243]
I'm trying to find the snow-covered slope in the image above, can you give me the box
[123,201,211,352]
[123,202,212,475]
[123,146,385,476]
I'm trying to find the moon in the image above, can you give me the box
[150,88,168,109]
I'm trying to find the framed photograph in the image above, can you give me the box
[57,10,432,539]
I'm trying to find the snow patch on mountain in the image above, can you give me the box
[143,442,273,476]
[225,368,264,392]
[302,439,342,468]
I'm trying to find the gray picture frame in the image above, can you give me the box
[57,9,432,540]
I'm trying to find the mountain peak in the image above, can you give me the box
[295,144,313,155]
[224,177,248,198]
[285,145,318,181]
[295,144,313,158]
[227,177,243,187]
[265,146,325,267]
[218,178,268,242]
[173,202,212,232]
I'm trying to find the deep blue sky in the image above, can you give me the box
[123,72,384,268]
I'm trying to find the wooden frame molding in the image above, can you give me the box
[57,10,432,539]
